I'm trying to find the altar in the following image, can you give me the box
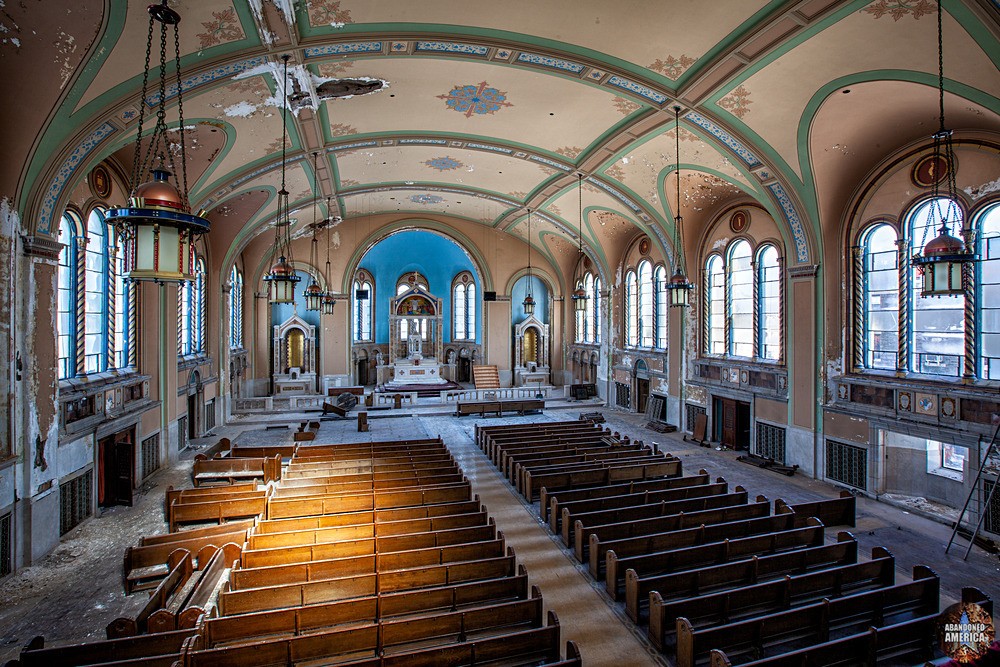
[383,282,449,389]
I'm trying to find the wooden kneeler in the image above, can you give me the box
[358,412,369,432]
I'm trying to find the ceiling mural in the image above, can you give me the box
[9,0,1000,273]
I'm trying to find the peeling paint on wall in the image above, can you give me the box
[54,30,78,89]
[965,178,1000,201]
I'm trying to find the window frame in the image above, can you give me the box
[352,272,373,342]
[452,272,477,341]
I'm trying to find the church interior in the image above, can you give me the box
[1,0,1000,665]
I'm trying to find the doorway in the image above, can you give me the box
[713,396,751,450]
[98,428,134,508]
[634,359,650,414]
[458,357,472,383]
[356,359,370,386]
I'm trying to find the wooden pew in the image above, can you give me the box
[253,498,483,534]
[611,517,826,600]
[228,444,298,459]
[164,483,258,516]
[107,549,192,639]
[218,550,518,615]
[708,586,993,667]
[626,531,859,622]
[501,439,641,479]
[649,547,896,648]
[266,482,472,519]
[525,457,683,502]
[774,490,856,527]
[203,567,530,646]
[123,525,251,593]
[167,494,268,532]
[673,565,941,667]
[562,485,745,547]
[143,543,241,634]
[474,420,586,448]
[577,496,771,565]
[13,630,196,667]
[191,454,280,487]
[456,400,502,417]
[511,446,653,487]
[492,432,612,469]
[543,470,711,525]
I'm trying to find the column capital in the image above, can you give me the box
[21,234,62,260]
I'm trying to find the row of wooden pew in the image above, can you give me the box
[8,434,583,667]
[478,419,993,666]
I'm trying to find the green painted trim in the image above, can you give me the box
[536,230,569,287]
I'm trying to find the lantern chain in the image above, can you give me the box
[130,16,155,195]
[174,23,190,209]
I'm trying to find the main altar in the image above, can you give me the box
[383,282,448,388]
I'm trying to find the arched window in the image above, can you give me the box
[397,272,428,294]
[178,256,205,355]
[860,223,899,370]
[910,198,964,376]
[979,205,1000,379]
[575,291,585,343]
[109,222,133,369]
[229,266,244,349]
[57,212,79,379]
[637,260,654,347]
[83,208,108,374]
[705,255,725,354]
[624,270,638,347]
[453,273,476,341]
[353,272,373,342]
[583,273,596,344]
[727,240,753,357]
[756,245,781,360]
[592,276,602,344]
[654,265,667,349]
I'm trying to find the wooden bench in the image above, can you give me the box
[191,455,280,487]
[163,483,258,517]
[626,531,859,622]
[674,565,941,667]
[774,491,856,527]
[650,547,896,649]
[107,549,192,638]
[322,401,347,417]
[577,496,771,567]
[708,585,993,667]
[543,470,711,525]
[509,444,650,486]
[167,494,268,532]
[254,497,483,534]
[266,482,472,519]
[227,445,297,459]
[525,457,683,502]
[123,526,250,593]
[13,630,196,667]
[562,485,744,547]
[591,514,824,597]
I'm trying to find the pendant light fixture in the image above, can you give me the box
[304,151,323,311]
[263,54,301,304]
[321,196,337,315]
[571,173,589,313]
[666,106,694,307]
[106,0,209,283]
[910,0,974,297]
[522,208,536,316]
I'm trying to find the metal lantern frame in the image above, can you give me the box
[666,106,694,308]
[522,208,536,315]
[105,0,209,284]
[910,0,975,297]
[304,152,323,311]
[263,54,301,304]
[321,197,338,315]
[570,173,589,313]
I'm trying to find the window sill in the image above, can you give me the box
[59,368,140,393]
[928,467,964,483]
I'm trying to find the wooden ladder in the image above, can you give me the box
[945,415,1000,558]
[472,365,501,390]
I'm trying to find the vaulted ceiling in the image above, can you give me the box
[5,0,1000,281]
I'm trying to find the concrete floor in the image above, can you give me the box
[1,404,998,666]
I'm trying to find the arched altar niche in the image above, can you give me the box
[387,283,448,386]
[272,314,318,395]
[514,315,550,386]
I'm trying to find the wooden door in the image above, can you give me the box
[112,431,134,507]
[636,378,650,413]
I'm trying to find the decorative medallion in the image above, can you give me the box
[915,392,937,415]
[718,85,753,119]
[197,8,245,49]
[721,368,730,382]
[911,153,950,188]
[837,383,848,400]
[730,368,740,383]
[730,210,750,234]
[437,81,513,117]
[639,238,651,255]
[648,54,697,81]
[409,194,443,205]
[424,156,464,172]
[941,397,957,418]
[740,370,749,384]
[89,165,112,199]
[898,391,912,412]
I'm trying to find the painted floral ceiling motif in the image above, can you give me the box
[437,82,514,117]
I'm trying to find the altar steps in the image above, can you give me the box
[473,365,501,390]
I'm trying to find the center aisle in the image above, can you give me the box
[427,414,666,667]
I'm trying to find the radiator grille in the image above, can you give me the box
[985,479,1000,536]
[755,422,786,464]
[614,382,631,410]
[0,512,10,577]
[59,470,92,536]
[685,403,707,432]
[205,399,216,431]
[141,433,160,480]
[826,440,867,490]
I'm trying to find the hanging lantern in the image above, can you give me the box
[573,173,589,312]
[522,294,536,315]
[304,281,324,311]
[304,153,324,311]
[106,2,209,283]
[910,4,975,297]
[523,207,536,315]
[668,106,694,308]
[321,293,337,315]
[572,283,588,312]
[265,55,301,304]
